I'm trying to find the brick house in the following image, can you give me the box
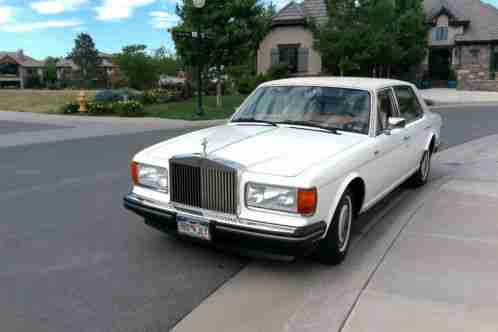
[0,50,45,89]
[258,0,498,90]
[56,52,117,82]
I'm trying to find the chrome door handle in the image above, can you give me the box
[424,125,432,130]
[374,150,380,156]
[403,136,410,141]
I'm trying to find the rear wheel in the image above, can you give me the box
[315,189,354,265]
[409,150,431,187]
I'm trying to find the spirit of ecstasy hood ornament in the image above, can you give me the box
[201,137,208,157]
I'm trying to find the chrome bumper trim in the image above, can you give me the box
[126,193,298,235]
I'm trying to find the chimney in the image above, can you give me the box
[16,49,24,60]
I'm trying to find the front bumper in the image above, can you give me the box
[123,193,326,256]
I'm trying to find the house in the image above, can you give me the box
[424,0,498,90]
[56,52,117,81]
[258,0,498,90]
[257,0,327,76]
[0,50,45,89]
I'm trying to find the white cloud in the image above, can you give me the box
[0,19,82,32]
[97,0,156,21]
[150,10,179,29]
[30,0,88,14]
[0,5,14,24]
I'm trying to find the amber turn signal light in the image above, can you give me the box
[131,162,139,185]
[297,188,317,215]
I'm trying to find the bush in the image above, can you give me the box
[267,64,291,80]
[114,100,145,117]
[60,101,80,114]
[142,89,184,104]
[84,100,144,117]
[236,73,270,94]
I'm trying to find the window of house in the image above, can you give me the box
[434,26,448,41]
[393,86,424,123]
[278,44,299,73]
[470,49,480,64]
[0,62,18,76]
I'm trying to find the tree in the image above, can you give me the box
[313,0,427,79]
[44,56,58,86]
[69,33,101,86]
[172,0,273,106]
[115,44,159,90]
[154,46,179,76]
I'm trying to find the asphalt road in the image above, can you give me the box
[1,105,497,332]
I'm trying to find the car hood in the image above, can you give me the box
[139,124,367,177]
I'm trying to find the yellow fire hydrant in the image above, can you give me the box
[78,91,88,113]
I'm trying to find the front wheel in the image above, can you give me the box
[315,189,354,265]
[409,150,431,187]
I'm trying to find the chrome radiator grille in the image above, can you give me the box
[170,157,238,215]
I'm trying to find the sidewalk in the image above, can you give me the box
[173,133,498,332]
[420,88,498,106]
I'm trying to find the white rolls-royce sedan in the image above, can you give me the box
[124,77,442,264]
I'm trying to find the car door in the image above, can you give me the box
[365,87,411,202]
[392,85,426,172]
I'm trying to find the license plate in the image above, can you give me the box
[177,214,211,241]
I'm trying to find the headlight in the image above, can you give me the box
[246,183,317,215]
[131,162,169,193]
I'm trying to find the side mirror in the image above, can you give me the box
[384,117,406,135]
[388,117,406,129]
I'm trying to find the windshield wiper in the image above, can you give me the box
[231,119,277,126]
[276,121,340,134]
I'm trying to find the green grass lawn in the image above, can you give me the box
[144,95,246,120]
[0,90,96,113]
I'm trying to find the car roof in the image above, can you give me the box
[259,76,411,91]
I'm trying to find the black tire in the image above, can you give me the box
[315,189,354,265]
[409,150,431,187]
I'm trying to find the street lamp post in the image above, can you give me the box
[193,0,206,117]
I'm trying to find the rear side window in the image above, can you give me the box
[394,86,423,123]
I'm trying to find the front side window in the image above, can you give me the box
[233,86,371,134]
[377,89,397,135]
[394,86,423,123]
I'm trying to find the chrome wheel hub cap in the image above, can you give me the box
[338,196,352,253]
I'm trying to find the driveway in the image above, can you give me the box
[1,105,497,331]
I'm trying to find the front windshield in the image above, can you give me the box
[232,86,371,134]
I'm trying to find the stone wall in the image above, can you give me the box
[456,44,498,91]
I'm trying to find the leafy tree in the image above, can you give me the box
[154,46,179,76]
[115,44,159,90]
[69,33,101,85]
[44,56,58,85]
[313,0,427,78]
[173,0,271,73]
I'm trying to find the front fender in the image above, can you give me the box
[324,172,362,233]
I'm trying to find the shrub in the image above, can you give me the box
[60,101,80,114]
[142,89,184,104]
[236,73,270,94]
[87,102,112,115]
[267,64,291,80]
[84,100,144,117]
[114,100,145,117]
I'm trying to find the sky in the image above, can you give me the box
[0,0,288,59]
[0,0,497,60]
